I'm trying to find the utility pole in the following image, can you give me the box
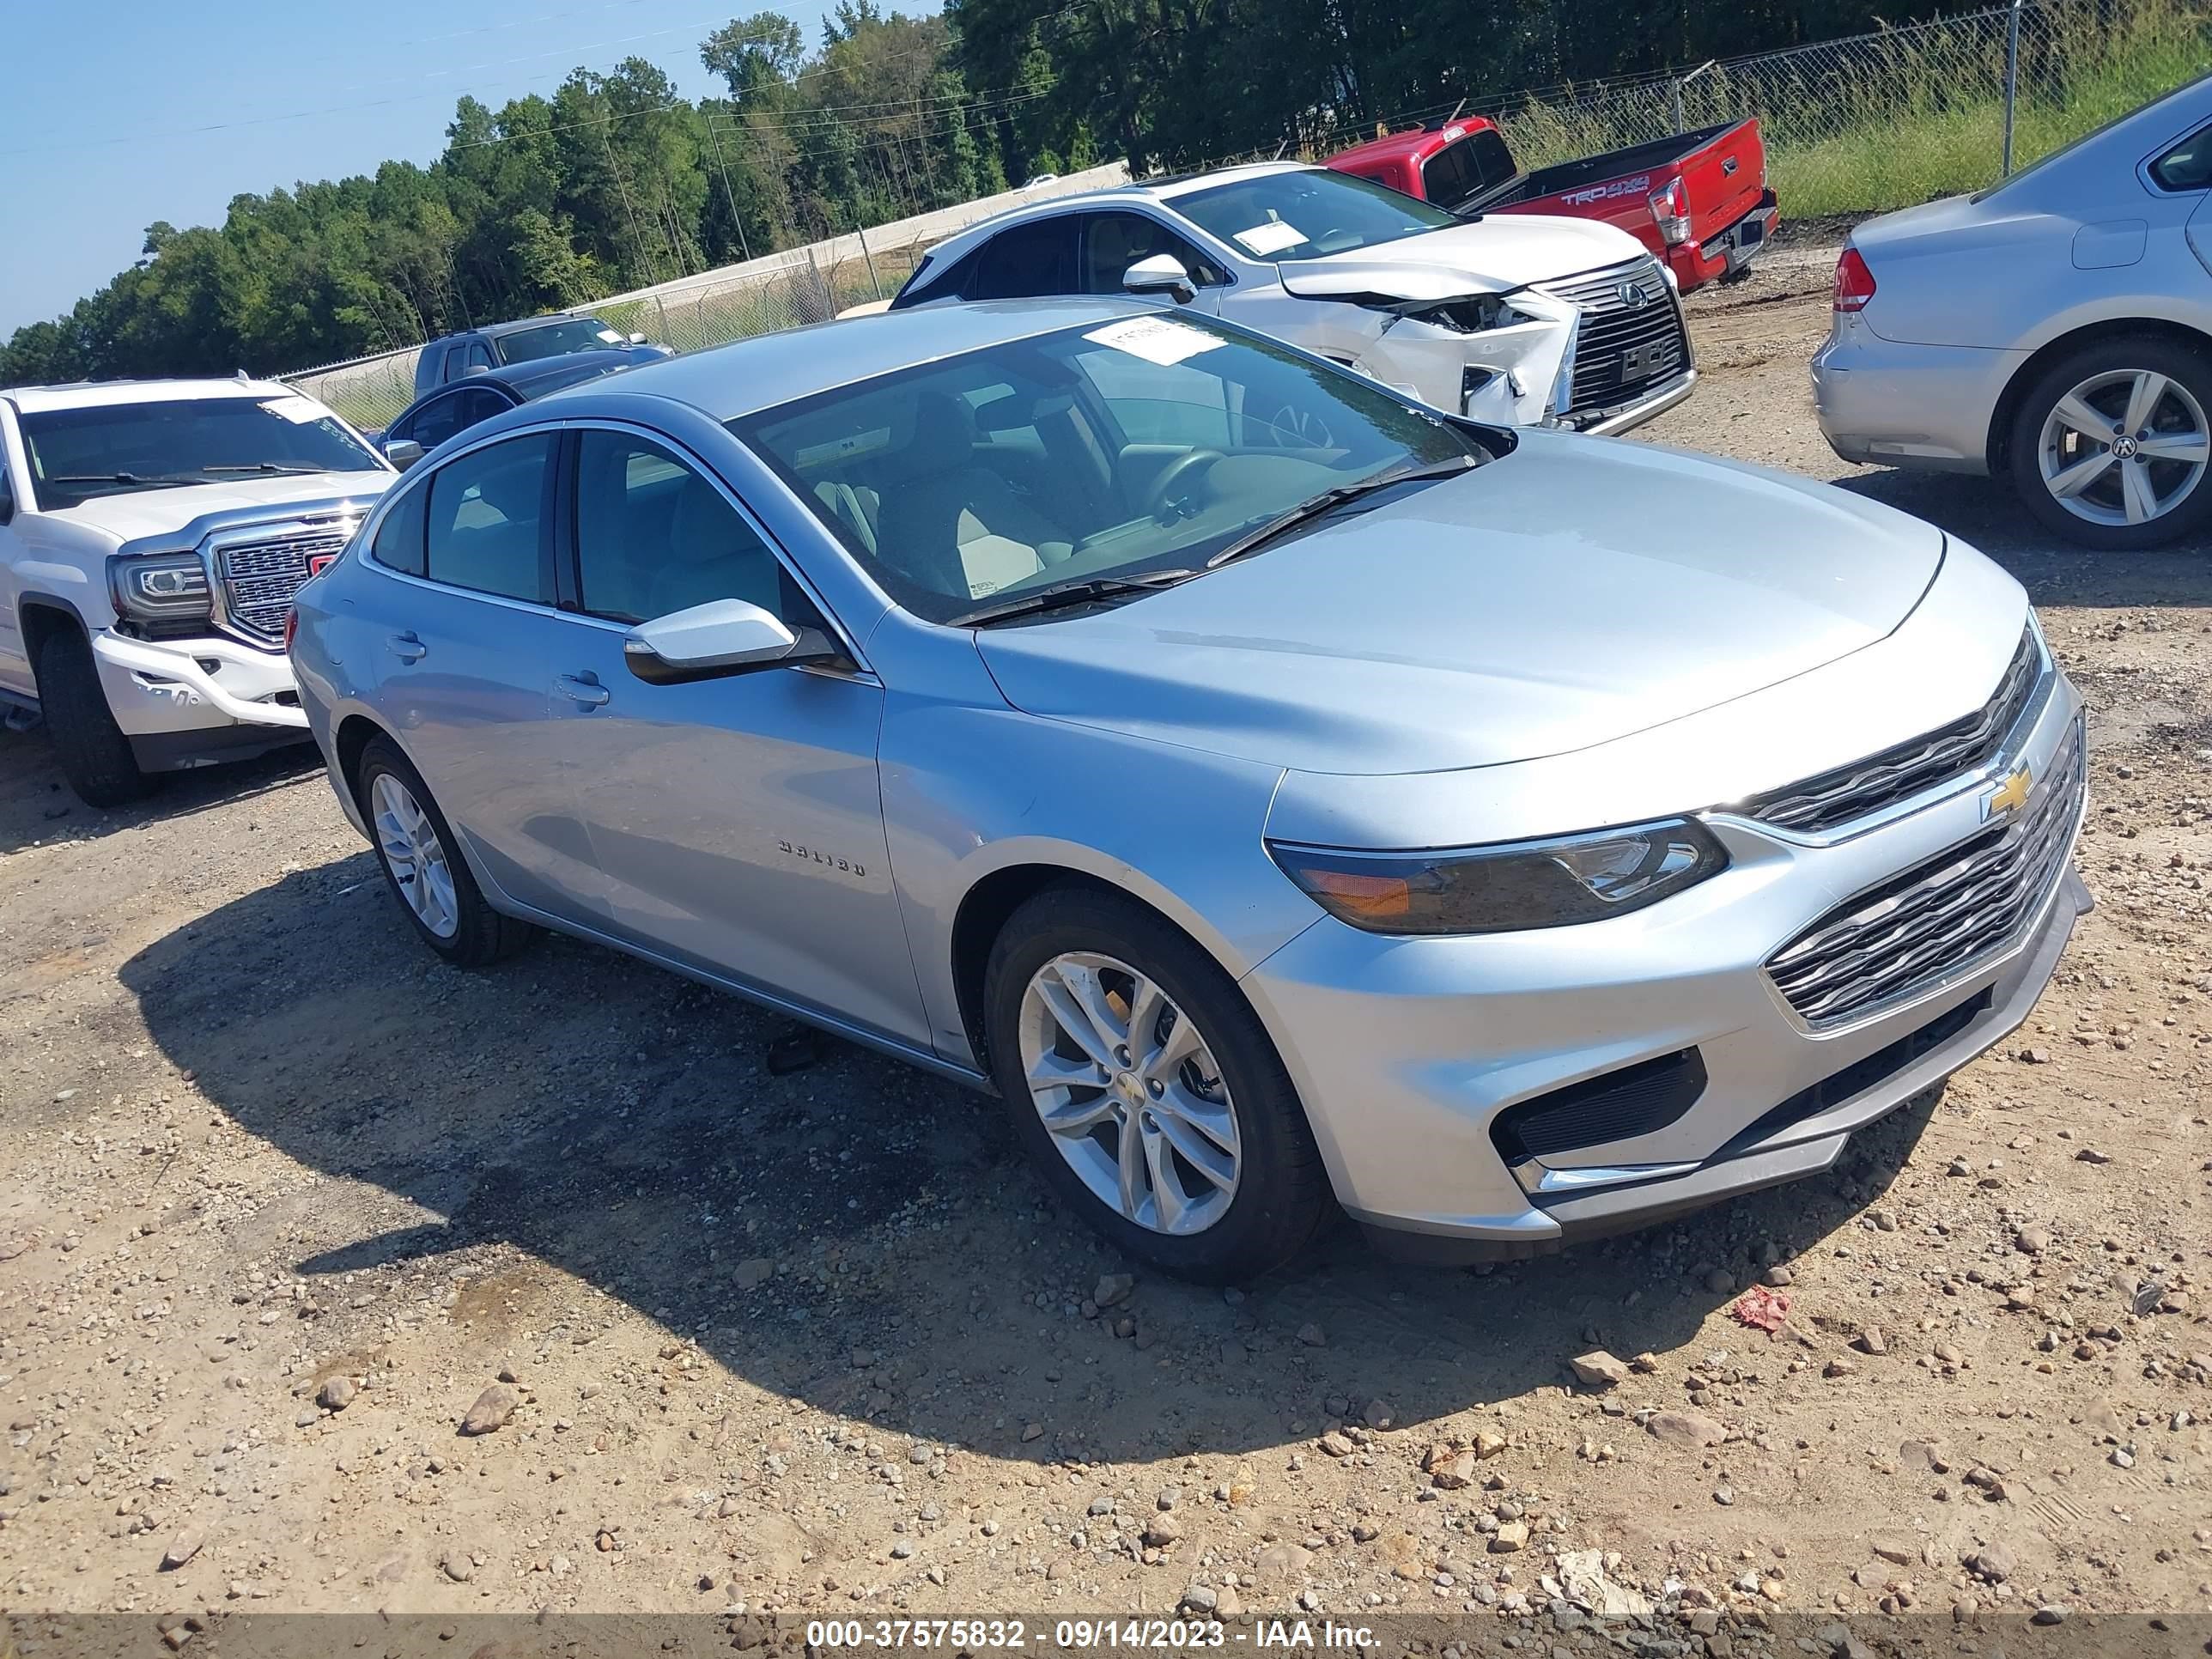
[705,112,754,263]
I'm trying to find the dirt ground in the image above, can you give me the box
[3,246,2209,1650]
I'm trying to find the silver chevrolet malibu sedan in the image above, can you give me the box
[291,299,2089,1280]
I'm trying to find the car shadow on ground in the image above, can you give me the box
[1832,468,2212,608]
[121,862,1937,1463]
[0,726,325,855]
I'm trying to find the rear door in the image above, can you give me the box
[545,425,926,1045]
[358,430,606,918]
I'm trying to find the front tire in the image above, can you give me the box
[2008,335,2212,550]
[981,885,1329,1283]
[35,630,157,809]
[356,736,532,967]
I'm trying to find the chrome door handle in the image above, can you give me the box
[386,632,426,664]
[555,673,610,708]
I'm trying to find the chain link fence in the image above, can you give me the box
[1252,0,2204,214]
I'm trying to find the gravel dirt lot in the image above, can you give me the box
[3,242,2209,1650]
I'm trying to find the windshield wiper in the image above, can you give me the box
[200,462,333,475]
[47,471,216,488]
[958,569,1200,628]
[1206,455,1478,568]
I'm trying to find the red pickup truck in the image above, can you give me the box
[1328,117,1778,293]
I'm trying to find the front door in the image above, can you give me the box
[550,427,926,1046]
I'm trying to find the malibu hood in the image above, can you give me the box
[1277,215,1648,301]
[975,434,1946,777]
[47,471,392,545]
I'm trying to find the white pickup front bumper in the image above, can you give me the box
[91,629,307,738]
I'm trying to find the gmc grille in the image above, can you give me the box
[216,531,349,647]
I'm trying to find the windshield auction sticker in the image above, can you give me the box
[258,396,330,424]
[1231,219,1306,256]
[1082,316,1224,367]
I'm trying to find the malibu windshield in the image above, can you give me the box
[734,314,1489,625]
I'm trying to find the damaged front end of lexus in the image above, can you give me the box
[1277,255,1696,434]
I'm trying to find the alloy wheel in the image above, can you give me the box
[1016,951,1241,1235]
[2038,368,2210,529]
[371,772,460,940]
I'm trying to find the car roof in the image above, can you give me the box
[899,162,1319,277]
[1327,122,1489,167]
[436,315,610,343]
[1,377,301,414]
[534,297,1167,423]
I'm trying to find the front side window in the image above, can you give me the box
[0,460,15,521]
[970,217,1078,300]
[1170,168,1457,261]
[395,390,467,451]
[493,318,629,365]
[1076,212,1226,294]
[424,434,554,604]
[733,315,1485,623]
[572,431,804,624]
[18,396,386,510]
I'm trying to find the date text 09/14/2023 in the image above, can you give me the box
[804,1620,1380,1650]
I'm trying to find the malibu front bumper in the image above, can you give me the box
[1243,662,2087,1261]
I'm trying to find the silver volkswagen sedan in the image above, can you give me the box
[291,299,2088,1280]
[1814,73,2212,550]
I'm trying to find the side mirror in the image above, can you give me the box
[383,438,424,471]
[1124,253,1197,305]
[628,332,648,345]
[623,599,839,685]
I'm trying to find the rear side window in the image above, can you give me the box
[1422,143,1476,209]
[370,484,429,577]
[970,217,1077,300]
[424,434,554,604]
[892,247,978,308]
[2151,125,2212,191]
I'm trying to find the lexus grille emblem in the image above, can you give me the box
[1615,280,1650,308]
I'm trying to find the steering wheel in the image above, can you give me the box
[1146,448,1227,519]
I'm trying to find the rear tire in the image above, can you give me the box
[35,629,158,809]
[2007,335,2212,550]
[981,885,1330,1283]
[356,736,533,967]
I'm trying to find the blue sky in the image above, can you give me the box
[0,0,870,337]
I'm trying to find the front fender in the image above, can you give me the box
[879,693,1316,1068]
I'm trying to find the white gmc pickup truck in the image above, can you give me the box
[0,378,393,805]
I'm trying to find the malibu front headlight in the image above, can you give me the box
[1268,820,1729,936]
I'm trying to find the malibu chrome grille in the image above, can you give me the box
[1536,256,1691,422]
[1745,627,2043,836]
[215,529,349,647]
[1765,719,2083,1030]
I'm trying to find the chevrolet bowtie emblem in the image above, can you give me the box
[1982,763,2033,822]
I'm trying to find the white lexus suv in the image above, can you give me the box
[889,162,1696,434]
[0,378,393,805]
